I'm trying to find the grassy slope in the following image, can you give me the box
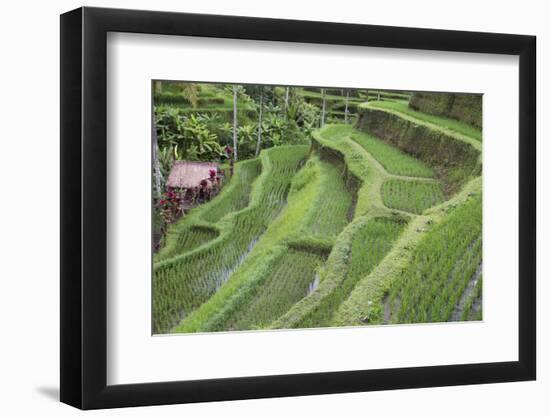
[322,125,435,178]
[369,100,482,141]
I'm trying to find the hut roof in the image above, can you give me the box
[166,161,218,189]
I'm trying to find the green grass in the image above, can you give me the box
[153,146,307,333]
[369,100,482,142]
[295,217,407,328]
[386,194,482,323]
[381,179,445,214]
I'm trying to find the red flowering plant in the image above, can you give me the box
[158,187,182,225]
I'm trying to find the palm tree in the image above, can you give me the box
[154,81,163,94]
[255,86,264,156]
[232,85,238,161]
[179,83,199,108]
[344,89,350,124]
[284,87,290,114]
[152,112,161,198]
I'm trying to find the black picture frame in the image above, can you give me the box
[60,6,536,410]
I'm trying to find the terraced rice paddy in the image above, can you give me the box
[323,125,436,178]
[201,159,261,223]
[294,217,407,328]
[381,179,445,214]
[368,100,482,142]
[153,88,482,334]
[209,250,325,331]
[153,146,307,333]
[385,194,482,323]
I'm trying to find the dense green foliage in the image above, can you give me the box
[409,92,482,129]
[381,179,445,214]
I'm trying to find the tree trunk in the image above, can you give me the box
[255,88,264,156]
[154,81,162,94]
[232,85,238,161]
[320,88,326,127]
[152,113,161,198]
[344,89,349,124]
[284,87,290,113]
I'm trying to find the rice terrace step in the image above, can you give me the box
[152,81,483,334]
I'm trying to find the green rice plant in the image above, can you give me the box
[368,100,482,142]
[381,179,445,214]
[177,148,351,333]
[209,250,324,330]
[351,130,436,178]
[201,159,261,223]
[153,146,307,333]
[387,194,482,323]
[172,225,219,254]
[296,217,407,328]
[460,274,482,321]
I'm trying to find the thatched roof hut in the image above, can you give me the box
[166,161,218,189]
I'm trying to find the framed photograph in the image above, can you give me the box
[60,6,536,409]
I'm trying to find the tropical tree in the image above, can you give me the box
[320,88,327,127]
[284,87,290,114]
[176,82,199,108]
[152,113,161,198]
[255,85,264,156]
[232,85,238,161]
[154,81,163,94]
[344,89,350,124]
